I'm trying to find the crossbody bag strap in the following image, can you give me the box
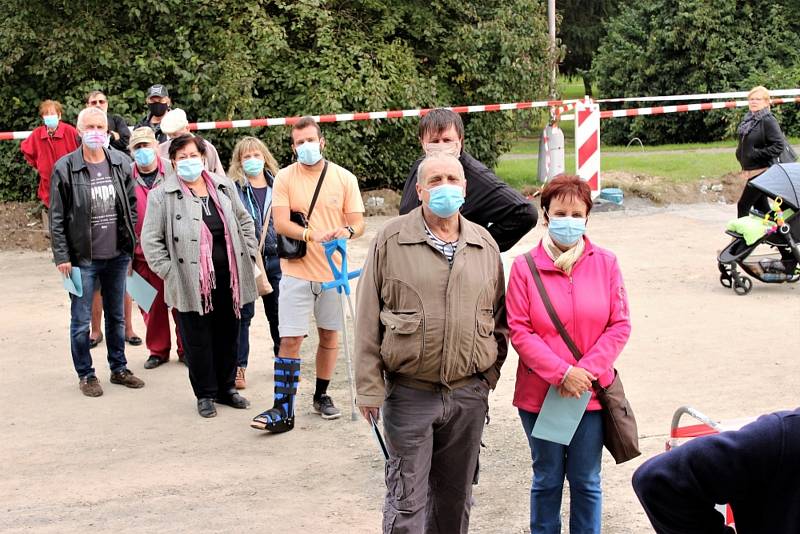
[524,252,583,361]
[258,205,271,254]
[306,160,329,223]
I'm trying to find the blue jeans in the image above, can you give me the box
[519,408,603,534]
[237,255,281,367]
[70,254,130,378]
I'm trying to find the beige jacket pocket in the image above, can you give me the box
[379,310,423,374]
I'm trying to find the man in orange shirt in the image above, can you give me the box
[251,116,365,433]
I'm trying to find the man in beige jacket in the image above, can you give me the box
[355,153,508,533]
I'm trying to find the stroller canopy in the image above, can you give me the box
[749,163,800,210]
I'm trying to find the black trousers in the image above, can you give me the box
[178,283,240,400]
[737,179,771,218]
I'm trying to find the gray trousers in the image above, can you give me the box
[382,377,489,534]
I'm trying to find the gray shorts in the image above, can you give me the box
[278,275,343,337]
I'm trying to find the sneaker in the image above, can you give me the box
[110,369,145,389]
[312,394,342,420]
[235,367,246,390]
[144,356,166,369]
[79,376,103,397]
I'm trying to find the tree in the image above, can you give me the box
[557,0,620,96]
[592,0,800,145]
[0,0,554,201]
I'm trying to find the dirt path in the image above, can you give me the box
[2,204,798,533]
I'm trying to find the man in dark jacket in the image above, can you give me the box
[134,84,171,143]
[632,408,800,534]
[399,108,537,252]
[86,90,131,153]
[50,106,145,397]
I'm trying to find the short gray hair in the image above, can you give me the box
[417,153,465,185]
[76,107,108,131]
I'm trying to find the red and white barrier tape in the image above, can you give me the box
[3,92,800,141]
[600,97,800,119]
[0,99,577,141]
[597,89,800,103]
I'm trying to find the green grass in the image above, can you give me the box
[495,149,742,189]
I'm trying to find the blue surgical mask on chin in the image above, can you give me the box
[548,216,586,246]
[426,184,465,218]
[296,141,322,166]
[176,158,204,182]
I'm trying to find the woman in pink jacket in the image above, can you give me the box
[506,175,631,534]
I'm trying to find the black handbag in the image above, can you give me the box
[276,161,328,259]
[524,252,641,464]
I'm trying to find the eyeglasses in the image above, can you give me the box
[88,99,107,105]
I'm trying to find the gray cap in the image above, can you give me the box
[146,84,169,98]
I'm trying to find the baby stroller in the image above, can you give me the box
[718,163,800,295]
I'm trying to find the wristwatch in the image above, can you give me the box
[345,225,356,239]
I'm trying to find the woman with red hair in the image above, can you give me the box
[505,175,632,533]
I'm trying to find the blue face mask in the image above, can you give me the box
[296,141,322,166]
[43,114,59,129]
[242,158,265,176]
[176,158,204,182]
[134,147,156,167]
[426,184,465,218]
[548,216,587,246]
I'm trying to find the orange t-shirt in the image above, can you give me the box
[273,161,364,282]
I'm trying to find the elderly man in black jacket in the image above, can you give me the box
[50,106,144,397]
[399,108,537,251]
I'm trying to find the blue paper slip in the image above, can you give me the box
[531,385,591,445]
[63,267,83,297]
[126,271,158,313]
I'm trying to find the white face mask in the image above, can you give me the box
[423,141,461,158]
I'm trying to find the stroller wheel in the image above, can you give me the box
[733,276,753,295]
[719,273,733,288]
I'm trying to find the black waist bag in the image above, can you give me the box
[277,161,327,260]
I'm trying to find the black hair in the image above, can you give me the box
[418,108,464,141]
[168,134,206,160]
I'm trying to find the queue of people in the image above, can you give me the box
[27,85,792,533]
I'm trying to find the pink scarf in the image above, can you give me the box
[180,172,241,317]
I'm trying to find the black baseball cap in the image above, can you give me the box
[146,84,169,98]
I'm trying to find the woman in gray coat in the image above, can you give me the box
[142,134,258,417]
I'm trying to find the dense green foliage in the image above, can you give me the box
[557,0,619,96]
[0,0,552,201]
[592,0,800,145]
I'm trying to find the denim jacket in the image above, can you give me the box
[236,173,278,257]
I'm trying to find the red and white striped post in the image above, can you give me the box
[575,97,601,196]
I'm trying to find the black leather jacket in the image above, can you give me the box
[49,147,138,266]
[736,113,785,171]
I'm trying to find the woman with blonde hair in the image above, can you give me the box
[735,86,786,217]
[229,136,282,389]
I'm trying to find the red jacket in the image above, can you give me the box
[506,238,631,413]
[20,122,80,207]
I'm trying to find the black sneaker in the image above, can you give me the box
[312,394,342,420]
[144,356,165,369]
